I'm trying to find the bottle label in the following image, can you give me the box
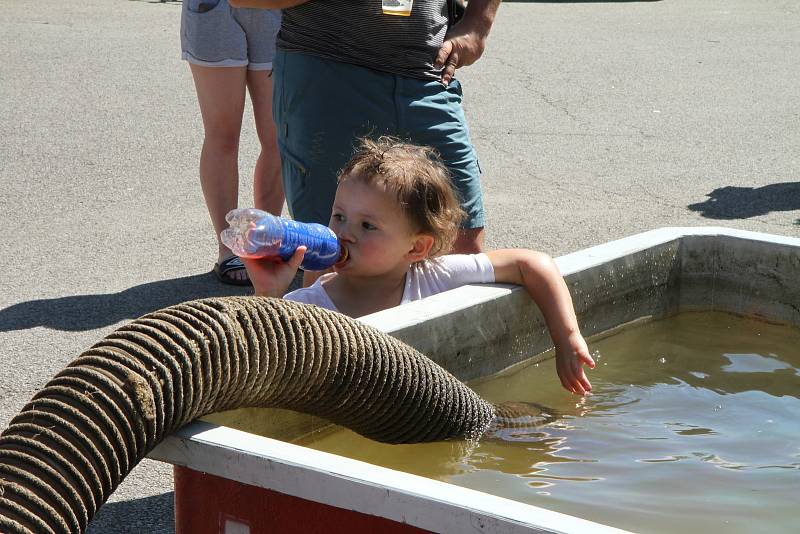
[382,0,413,16]
[279,220,341,271]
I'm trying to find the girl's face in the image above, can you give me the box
[329,178,424,277]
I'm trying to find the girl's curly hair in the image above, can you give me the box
[338,136,465,258]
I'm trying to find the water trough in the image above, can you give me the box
[150,226,800,534]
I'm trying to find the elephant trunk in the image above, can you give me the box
[0,297,496,534]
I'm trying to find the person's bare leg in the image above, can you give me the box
[190,64,248,282]
[452,227,485,254]
[247,69,284,216]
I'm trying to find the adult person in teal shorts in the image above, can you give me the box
[230,0,501,274]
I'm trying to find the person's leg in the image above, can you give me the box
[189,63,249,282]
[273,51,397,225]
[400,77,486,254]
[247,69,284,216]
[272,51,397,286]
[235,6,283,217]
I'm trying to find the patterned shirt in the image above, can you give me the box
[277,0,449,80]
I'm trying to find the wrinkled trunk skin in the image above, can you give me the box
[0,297,497,534]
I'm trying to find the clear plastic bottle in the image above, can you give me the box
[221,208,345,271]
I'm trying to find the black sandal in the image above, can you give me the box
[213,256,252,287]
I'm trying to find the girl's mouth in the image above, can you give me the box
[334,245,349,269]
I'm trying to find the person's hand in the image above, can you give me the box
[241,246,306,298]
[434,22,489,85]
[554,332,595,396]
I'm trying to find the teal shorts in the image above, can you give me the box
[272,50,485,228]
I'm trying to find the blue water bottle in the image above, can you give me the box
[221,208,344,271]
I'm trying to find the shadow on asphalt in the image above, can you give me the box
[87,492,175,534]
[0,274,252,332]
[688,182,800,223]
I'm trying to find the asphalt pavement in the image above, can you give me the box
[1,0,798,532]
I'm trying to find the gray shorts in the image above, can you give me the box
[181,0,281,70]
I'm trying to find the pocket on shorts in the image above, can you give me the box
[446,78,464,104]
[278,143,309,218]
[186,0,221,14]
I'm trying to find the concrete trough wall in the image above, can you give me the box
[362,227,800,383]
[150,227,800,533]
[678,234,800,324]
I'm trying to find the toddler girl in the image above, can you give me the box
[242,137,595,395]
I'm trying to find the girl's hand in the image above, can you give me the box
[241,246,306,298]
[555,332,595,395]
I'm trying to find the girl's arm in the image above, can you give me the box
[486,249,595,395]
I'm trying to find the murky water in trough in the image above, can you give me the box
[297,312,800,533]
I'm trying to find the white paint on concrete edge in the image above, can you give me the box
[150,422,628,534]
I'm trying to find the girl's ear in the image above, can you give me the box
[406,234,435,262]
